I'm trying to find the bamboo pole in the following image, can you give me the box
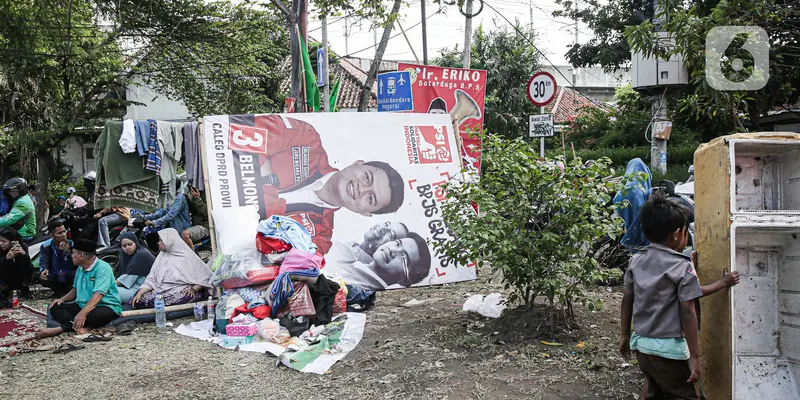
[119,300,218,317]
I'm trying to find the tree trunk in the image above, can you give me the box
[35,149,51,232]
[357,0,403,112]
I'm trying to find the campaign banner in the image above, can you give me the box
[397,63,487,174]
[203,113,476,290]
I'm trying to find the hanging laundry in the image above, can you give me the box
[183,121,205,191]
[156,121,184,209]
[134,120,150,157]
[144,119,162,174]
[257,215,317,254]
[119,119,137,154]
[94,121,160,213]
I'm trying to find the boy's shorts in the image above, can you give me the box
[636,352,698,400]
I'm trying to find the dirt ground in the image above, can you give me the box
[0,275,642,400]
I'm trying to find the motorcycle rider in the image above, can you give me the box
[0,178,37,241]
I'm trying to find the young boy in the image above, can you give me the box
[619,191,705,399]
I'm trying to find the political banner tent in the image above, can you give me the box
[397,63,487,174]
[202,113,477,290]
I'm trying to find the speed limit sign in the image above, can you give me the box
[527,71,558,107]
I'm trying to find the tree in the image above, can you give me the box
[563,84,700,149]
[626,0,800,133]
[434,133,622,325]
[553,0,642,72]
[434,23,542,140]
[0,0,289,226]
[136,4,289,116]
[357,0,402,112]
[557,0,800,138]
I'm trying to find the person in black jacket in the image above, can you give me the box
[0,227,34,304]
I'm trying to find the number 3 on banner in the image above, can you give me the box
[228,123,269,154]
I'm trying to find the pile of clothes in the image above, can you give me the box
[209,215,376,345]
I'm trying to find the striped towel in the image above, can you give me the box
[144,119,162,174]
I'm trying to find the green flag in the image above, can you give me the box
[298,33,321,112]
[329,76,341,112]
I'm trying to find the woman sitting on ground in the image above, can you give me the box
[130,228,211,308]
[0,228,33,304]
[116,232,156,303]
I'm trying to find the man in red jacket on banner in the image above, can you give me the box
[228,114,406,255]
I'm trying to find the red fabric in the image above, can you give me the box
[256,235,291,255]
[0,305,47,347]
[220,266,280,290]
[250,115,338,256]
[333,288,347,315]
[230,304,273,322]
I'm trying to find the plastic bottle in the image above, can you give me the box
[154,292,166,328]
[11,290,19,308]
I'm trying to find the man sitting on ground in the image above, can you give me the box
[39,220,78,296]
[36,239,122,338]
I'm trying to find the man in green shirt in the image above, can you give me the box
[36,239,122,338]
[0,177,36,240]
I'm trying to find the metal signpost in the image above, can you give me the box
[526,71,558,158]
[377,71,413,112]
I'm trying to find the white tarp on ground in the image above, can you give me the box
[175,312,366,374]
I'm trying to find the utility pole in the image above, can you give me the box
[529,1,534,40]
[421,0,428,64]
[650,0,668,174]
[344,16,349,55]
[322,15,331,112]
[463,0,473,69]
[572,0,579,109]
[396,21,420,64]
[651,93,668,174]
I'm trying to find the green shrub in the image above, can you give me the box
[547,145,697,172]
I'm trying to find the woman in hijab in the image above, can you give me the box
[130,228,211,308]
[0,228,33,303]
[116,232,156,303]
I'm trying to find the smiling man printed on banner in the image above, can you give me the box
[229,114,406,255]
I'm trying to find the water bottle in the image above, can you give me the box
[154,292,166,328]
[206,296,215,322]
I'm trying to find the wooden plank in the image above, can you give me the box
[119,300,218,317]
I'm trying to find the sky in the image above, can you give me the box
[305,0,590,67]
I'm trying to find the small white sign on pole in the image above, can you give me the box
[529,114,554,138]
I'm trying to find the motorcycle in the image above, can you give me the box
[591,159,696,273]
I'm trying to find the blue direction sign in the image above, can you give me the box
[377,71,413,112]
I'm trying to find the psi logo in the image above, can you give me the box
[705,26,769,91]
[404,125,452,164]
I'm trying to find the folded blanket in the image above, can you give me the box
[94,121,160,212]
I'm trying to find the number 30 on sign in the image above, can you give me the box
[526,71,558,107]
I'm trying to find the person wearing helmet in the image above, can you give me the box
[0,178,37,240]
[83,171,96,203]
[65,187,87,209]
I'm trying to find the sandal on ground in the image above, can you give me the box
[82,333,113,343]
[53,343,85,354]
